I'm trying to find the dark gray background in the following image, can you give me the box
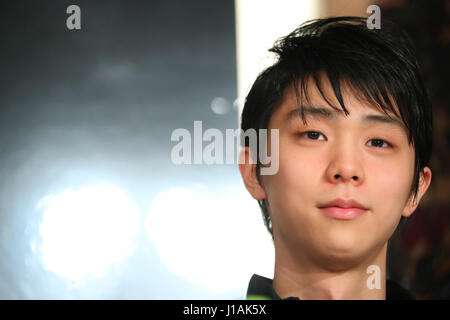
[0,0,242,298]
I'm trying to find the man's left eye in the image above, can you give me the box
[367,139,391,148]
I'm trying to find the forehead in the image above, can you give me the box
[271,81,407,133]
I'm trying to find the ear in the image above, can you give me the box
[238,147,266,200]
[402,166,432,218]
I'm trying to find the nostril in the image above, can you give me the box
[333,174,359,180]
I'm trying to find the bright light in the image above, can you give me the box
[36,184,140,285]
[235,0,319,122]
[145,184,274,295]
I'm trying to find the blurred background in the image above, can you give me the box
[0,0,448,299]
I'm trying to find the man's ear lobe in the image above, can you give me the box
[238,147,266,200]
[402,167,432,218]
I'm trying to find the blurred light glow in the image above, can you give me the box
[36,184,140,285]
[210,97,231,115]
[145,184,274,295]
[235,0,318,123]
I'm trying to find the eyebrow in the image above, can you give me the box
[285,105,406,132]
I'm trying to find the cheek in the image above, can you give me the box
[367,155,414,217]
[273,146,319,189]
[263,145,322,221]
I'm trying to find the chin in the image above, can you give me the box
[329,240,385,272]
[320,234,370,260]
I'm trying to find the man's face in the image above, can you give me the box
[257,80,429,269]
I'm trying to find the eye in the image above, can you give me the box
[367,139,391,148]
[300,131,326,141]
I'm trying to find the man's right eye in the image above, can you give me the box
[300,131,326,141]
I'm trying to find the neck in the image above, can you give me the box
[272,242,388,300]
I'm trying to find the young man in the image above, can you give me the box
[239,17,432,300]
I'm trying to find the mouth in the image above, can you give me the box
[317,198,368,220]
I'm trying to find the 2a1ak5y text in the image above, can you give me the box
[183,304,268,318]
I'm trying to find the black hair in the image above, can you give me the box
[240,17,433,237]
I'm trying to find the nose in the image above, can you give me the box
[325,143,364,185]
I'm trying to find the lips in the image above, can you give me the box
[317,198,368,220]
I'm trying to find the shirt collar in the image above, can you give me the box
[246,274,415,300]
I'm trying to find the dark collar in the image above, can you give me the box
[246,274,415,300]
